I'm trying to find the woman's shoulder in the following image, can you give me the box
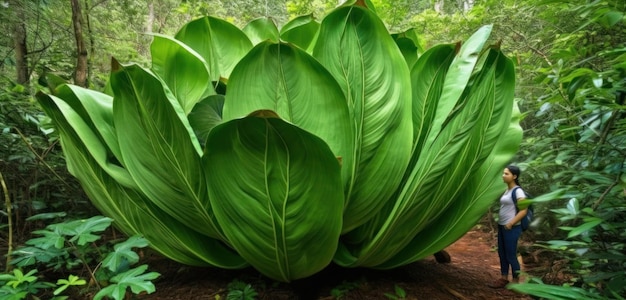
[513,186,527,198]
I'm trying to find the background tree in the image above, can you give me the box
[11,0,29,85]
[70,0,88,87]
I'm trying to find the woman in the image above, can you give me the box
[489,165,528,288]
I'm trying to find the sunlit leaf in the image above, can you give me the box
[204,112,344,281]
[222,41,352,191]
[567,217,603,239]
[313,4,413,233]
[110,62,224,240]
[150,34,214,114]
[175,16,253,80]
[280,14,320,52]
[242,17,280,45]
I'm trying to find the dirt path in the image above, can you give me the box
[140,229,533,299]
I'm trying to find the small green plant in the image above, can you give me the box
[384,284,407,300]
[330,279,363,299]
[1,216,159,299]
[93,265,160,300]
[0,269,54,299]
[54,275,87,297]
[226,279,258,300]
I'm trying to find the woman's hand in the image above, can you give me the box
[505,223,512,230]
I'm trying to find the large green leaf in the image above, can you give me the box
[150,34,214,114]
[110,62,225,241]
[335,38,508,268]
[52,85,125,177]
[222,41,353,189]
[35,92,247,268]
[175,16,252,81]
[280,14,320,52]
[409,44,456,158]
[422,25,494,149]
[313,4,413,233]
[242,17,280,45]
[394,36,420,70]
[188,94,225,146]
[204,112,344,282]
[392,28,424,57]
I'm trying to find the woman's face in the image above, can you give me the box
[502,168,516,184]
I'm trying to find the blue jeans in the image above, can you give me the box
[497,224,522,278]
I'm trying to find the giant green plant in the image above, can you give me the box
[35,2,521,282]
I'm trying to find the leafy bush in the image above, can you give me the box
[35,2,521,282]
[0,78,91,247]
[1,216,159,299]
[509,1,626,298]
[226,279,258,300]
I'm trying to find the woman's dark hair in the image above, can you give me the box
[506,165,521,186]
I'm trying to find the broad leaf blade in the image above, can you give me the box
[313,5,413,232]
[150,34,214,114]
[188,94,225,146]
[409,44,456,157]
[204,113,344,282]
[242,17,280,45]
[422,25,494,150]
[54,85,121,161]
[175,16,253,81]
[50,85,141,186]
[392,29,424,56]
[280,14,320,52]
[110,63,224,241]
[222,41,353,190]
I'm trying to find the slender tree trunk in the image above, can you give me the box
[147,1,155,33]
[434,0,444,13]
[463,0,475,11]
[138,0,155,58]
[71,0,88,87]
[84,0,95,86]
[13,6,28,84]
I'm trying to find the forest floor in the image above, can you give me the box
[138,225,547,300]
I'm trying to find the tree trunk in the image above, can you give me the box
[434,0,444,13]
[462,0,475,12]
[85,0,95,86]
[13,6,28,84]
[71,0,88,87]
[146,1,154,33]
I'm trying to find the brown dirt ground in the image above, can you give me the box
[138,227,537,300]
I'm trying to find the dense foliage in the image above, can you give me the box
[35,2,520,282]
[505,1,626,298]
